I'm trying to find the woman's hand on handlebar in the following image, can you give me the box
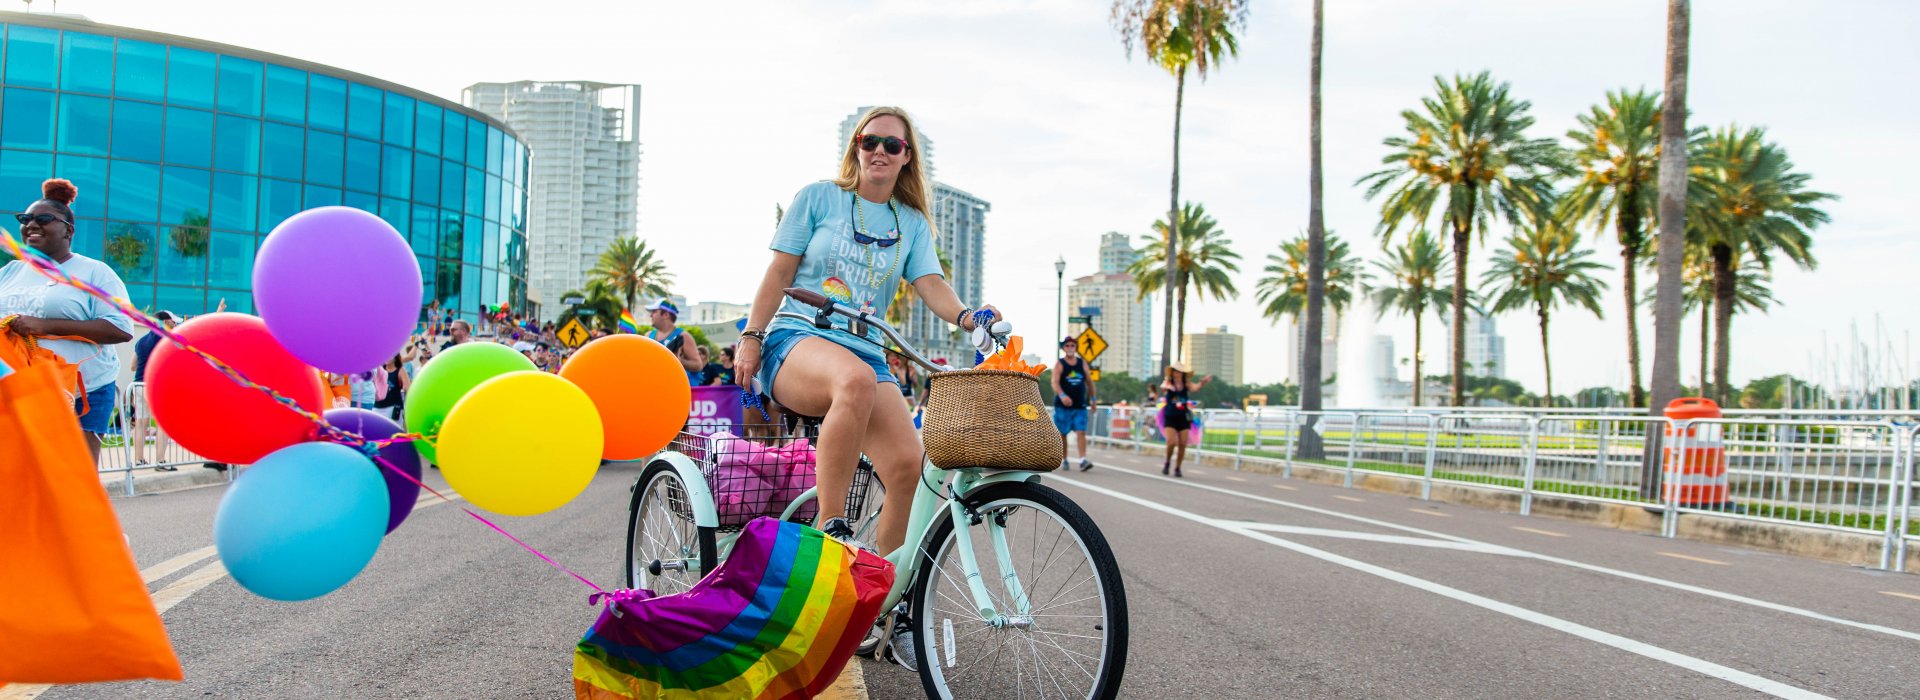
[965,304,1002,332]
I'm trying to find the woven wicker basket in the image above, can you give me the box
[922,370,1064,471]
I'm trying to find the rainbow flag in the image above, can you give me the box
[618,309,639,334]
[573,518,893,699]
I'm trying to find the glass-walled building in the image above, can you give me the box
[0,12,528,321]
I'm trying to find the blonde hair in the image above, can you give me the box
[833,106,935,223]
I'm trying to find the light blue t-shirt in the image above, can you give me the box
[0,253,133,391]
[768,181,944,348]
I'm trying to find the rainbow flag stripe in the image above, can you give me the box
[573,518,893,699]
[617,309,640,334]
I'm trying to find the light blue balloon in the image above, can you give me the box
[214,442,389,601]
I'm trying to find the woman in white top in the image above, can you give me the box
[0,179,134,463]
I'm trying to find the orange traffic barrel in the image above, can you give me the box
[1662,397,1729,507]
[1110,408,1132,440]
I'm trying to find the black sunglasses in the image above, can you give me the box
[856,134,909,156]
[15,212,69,227]
[852,231,900,248]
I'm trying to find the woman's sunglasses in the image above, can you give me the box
[15,212,69,227]
[852,231,901,248]
[857,134,909,156]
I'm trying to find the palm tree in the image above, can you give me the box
[1561,89,1664,408]
[1480,223,1609,404]
[1302,0,1330,451]
[560,280,625,333]
[1648,0,1692,423]
[1110,0,1245,373]
[1691,126,1830,404]
[1645,245,1775,397]
[1358,71,1561,406]
[1367,231,1451,406]
[1255,233,1365,386]
[589,237,674,311]
[1127,202,1241,359]
[1255,231,1364,324]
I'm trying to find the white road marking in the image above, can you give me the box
[152,560,229,614]
[0,684,49,699]
[1066,459,1920,643]
[414,492,465,511]
[1511,526,1568,538]
[3,488,479,700]
[141,545,217,584]
[2,561,234,700]
[1227,522,1519,555]
[1055,476,1832,700]
[1659,552,1731,567]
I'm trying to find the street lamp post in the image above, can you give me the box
[1054,256,1067,346]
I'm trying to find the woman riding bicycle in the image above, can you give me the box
[734,106,998,555]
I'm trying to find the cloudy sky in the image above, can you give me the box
[58,0,1920,394]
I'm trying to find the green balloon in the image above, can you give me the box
[405,343,538,462]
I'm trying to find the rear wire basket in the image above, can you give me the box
[668,422,877,532]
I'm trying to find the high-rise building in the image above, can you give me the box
[1067,272,1153,380]
[1278,318,1338,385]
[836,106,934,180]
[464,81,639,321]
[1373,335,1397,383]
[1098,232,1136,274]
[1448,311,1507,379]
[0,12,529,322]
[1182,326,1244,386]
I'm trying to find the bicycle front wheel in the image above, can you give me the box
[910,481,1128,699]
[624,461,715,595]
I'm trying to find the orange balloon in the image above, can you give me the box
[559,334,691,460]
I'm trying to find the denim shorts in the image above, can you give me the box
[75,382,117,434]
[757,326,896,406]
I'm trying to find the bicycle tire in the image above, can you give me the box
[908,481,1129,699]
[624,461,717,593]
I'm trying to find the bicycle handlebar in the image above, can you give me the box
[778,287,1004,374]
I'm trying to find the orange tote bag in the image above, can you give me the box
[0,345,183,684]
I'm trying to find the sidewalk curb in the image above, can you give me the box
[819,660,867,699]
[1147,447,1920,572]
[101,467,231,498]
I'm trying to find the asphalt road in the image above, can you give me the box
[861,446,1920,699]
[29,445,1920,699]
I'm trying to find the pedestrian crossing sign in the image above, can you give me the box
[1075,327,1107,364]
[557,317,591,349]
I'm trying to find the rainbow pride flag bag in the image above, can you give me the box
[573,518,893,699]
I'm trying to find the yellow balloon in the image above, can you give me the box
[437,371,605,516]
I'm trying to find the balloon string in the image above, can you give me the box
[360,447,604,594]
[2,226,607,593]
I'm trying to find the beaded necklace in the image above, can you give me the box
[852,191,902,290]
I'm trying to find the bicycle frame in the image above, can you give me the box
[682,290,1040,621]
[773,460,1043,618]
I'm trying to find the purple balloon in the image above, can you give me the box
[324,408,422,534]
[255,206,422,373]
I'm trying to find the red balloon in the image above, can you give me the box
[146,313,327,464]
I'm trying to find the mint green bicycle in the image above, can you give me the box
[625,289,1128,699]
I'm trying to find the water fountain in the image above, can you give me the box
[1334,296,1379,408]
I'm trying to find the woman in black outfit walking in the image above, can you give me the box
[1159,363,1211,477]
[374,353,410,421]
